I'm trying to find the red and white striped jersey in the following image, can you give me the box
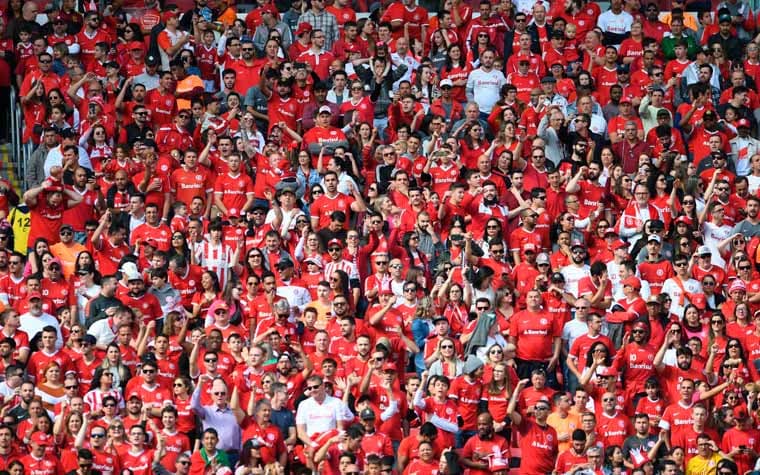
[323,259,359,282]
[198,240,235,287]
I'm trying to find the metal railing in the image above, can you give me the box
[8,87,32,192]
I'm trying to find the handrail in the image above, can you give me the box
[8,86,21,191]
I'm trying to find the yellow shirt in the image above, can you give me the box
[685,453,721,475]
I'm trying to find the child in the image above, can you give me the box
[170,201,188,234]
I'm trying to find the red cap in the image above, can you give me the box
[327,238,344,249]
[30,432,52,446]
[295,22,313,36]
[261,4,277,15]
[598,366,618,377]
[214,301,229,311]
[690,293,707,310]
[129,41,145,51]
[26,291,42,302]
[730,279,747,293]
[344,43,360,53]
[379,289,394,296]
[612,239,629,251]
[622,276,641,290]
[127,391,141,400]
[737,118,751,128]
[632,321,648,332]
[620,95,633,104]
[142,238,159,248]
[161,11,177,24]
[88,95,105,109]
[381,362,397,372]
[52,14,65,23]
[675,215,690,225]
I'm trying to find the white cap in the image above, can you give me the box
[536,253,550,265]
[439,79,453,88]
[647,234,661,243]
[318,105,332,115]
[697,245,712,255]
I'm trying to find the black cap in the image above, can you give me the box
[276,258,294,270]
[145,55,159,66]
[541,76,557,84]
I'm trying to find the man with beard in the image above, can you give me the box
[565,161,606,221]
[559,242,591,299]
[612,320,656,407]
[654,330,715,403]
[460,412,510,474]
[118,267,162,326]
[469,181,509,238]
[732,196,760,237]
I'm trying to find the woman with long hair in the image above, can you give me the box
[99,343,131,391]
[162,310,191,354]
[427,337,464,378]
[295,150,321,199]
[172,376,196,437]
[481,361,516,439]
[167,232,191,263]
[682,304,708,343]
[718,337,751,383]
[439,44,469,104]
[411,64,441,111]
[191,271,221,320]
[83,368,122,413]
[79,124,112,170]
[433,274,471,337]
[459,122,490,169]
[235,439,265,475]
[53,409,82,450]
[240,248,268,284]
[24,238,49,277]
[428,29,450,70]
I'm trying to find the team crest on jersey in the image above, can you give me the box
[196,175,202,180]
[656,269,664,276]
[189,280,195,286]
[546,434,553,442]
[267,433,275,441]
[140,456,147,463]
[631,354,637,361]
[446,407,453,415]
[618,421,625,428]
[107,458,112,463]
[540,318,547,325]
[239,180,245,187]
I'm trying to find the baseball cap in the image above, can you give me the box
[697,245,712,256]
[622,276,641,290]
[729,279,747,293]
[439,79,453,88]
[737,118,751,128]
[620,95,633,104]
[522,242,537,253]
[276,258,295,270]
[145,55,159,66]
[613,239,629,251]
[304,256,323,268]
[632,321,648,332]
[381,362,397,372]
[536,253,550,265]
[719,13,732,23]
[26,292,42,302]
[570,240,584,249]
[327,238,343,249]
[541,76,556,84]
[647,234,661,243]
[295,22,313,36]
[703,110,717,120]
[360,408,376,420]
[597,367,618,377]
[30,432,52,446]
[318,105,332,115]
[142,238,159,248]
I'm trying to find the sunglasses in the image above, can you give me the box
[307,384,321,390]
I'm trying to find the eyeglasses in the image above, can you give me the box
[141,369,155,374]
[306,384,321,390]
[390,264,402,269]
[65,385,78,390]
[90,433,105,438]
[740,266,752,271]
[534,406,550,411]
[212,391,227,396]
[334,302,347,306]
[440,345,453,349]
[242,48,254,51]
[205,358,218,363]
[575,306,589,310]
[60,230,73,236]
[312,189,324,195]
[476,306,489,311]
[602,398,615,402]
[487,225,500,229]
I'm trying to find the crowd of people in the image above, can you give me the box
[4,0,760,473]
